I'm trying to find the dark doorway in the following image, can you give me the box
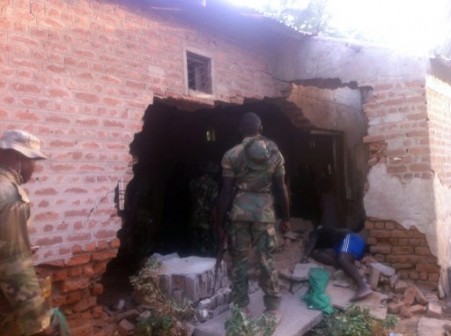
[117,99,347,264]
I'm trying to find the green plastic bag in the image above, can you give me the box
[50,308,71,336]
[302,268,334,314]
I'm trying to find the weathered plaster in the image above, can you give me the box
[275,37,427,84]
[364,163,451,269]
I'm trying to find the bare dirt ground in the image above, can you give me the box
[93,221,446,335]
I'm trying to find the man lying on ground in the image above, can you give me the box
[300,226,373,302]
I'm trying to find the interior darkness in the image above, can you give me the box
[112,99,346,272]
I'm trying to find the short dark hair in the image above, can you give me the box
[240,112,262,136]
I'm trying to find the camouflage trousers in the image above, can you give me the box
[0,254,51,336]
[228,221,281,310]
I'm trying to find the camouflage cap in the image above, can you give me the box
[243,139,270,171]
[0,129,47,160]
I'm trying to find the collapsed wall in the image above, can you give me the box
[0,1,287,334]
[276,37,451,293]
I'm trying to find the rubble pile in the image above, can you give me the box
[109,253,232,336]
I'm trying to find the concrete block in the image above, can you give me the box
[389,274,398,288]
[370,262,396,277]
[418,317,450,336]
[157,256,229,303]
[426,302,442,318]
[327,284,388,320]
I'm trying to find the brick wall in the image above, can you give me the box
[362,79,430,181]
[426,75,451,186]
[361,78,444,289]
[365,219,439,288]
[0,0,281,333]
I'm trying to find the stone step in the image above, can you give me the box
[193,288,323,336]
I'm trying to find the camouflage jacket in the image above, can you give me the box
[189,174,219,230]
[0,167,51,335]
[221,135,285,222]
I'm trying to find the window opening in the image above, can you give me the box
[205,127,216,142]
[187,51,212,94]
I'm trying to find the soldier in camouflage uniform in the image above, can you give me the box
[0,130,54,336]
[189,161,219,257]
[217,113,291,321]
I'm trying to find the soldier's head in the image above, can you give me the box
[239,112,262,137]
[0,130,47,183]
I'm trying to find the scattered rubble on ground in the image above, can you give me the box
[97,219,451,335]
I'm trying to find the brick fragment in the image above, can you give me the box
[403,286,417,306]
[118,319,135,336]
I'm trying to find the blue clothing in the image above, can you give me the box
[335,233,365,260]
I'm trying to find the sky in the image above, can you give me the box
[225,0,450,56]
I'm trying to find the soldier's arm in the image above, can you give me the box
[273,175,290,233]
[217,176,235,230]
[0,202,52,335]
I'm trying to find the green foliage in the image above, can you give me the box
[308,305,398,336]
[130,257,195,336]
[130,257,166,304]
[134,314,174,336]
[255,0,371,42]
[383,314,398,330]
[225,305,277,336]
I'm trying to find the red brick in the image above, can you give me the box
[75,92,99,103]
[11,82,40,93]
[92,250,117,261]
[82,264,94,276]
[69,266,82,277]
[91,283,104,296]
[92,306,103,318]
[92,261,108,275]
[370,245,391,254]
[66,254,91,266]
[110,238,120,248]
[384,222,396,229]
[73,297,96,312]
[52,270,68,281]
[369,230,391,238]
[35,236,63,246]
[34,211,59,221]
[392,246,414,255]
[416,264,439,273]
[67,232,91,242]
[36,188,58,196]
[415,247,431,255]
[61,278,90,293]
[66,290,82,305]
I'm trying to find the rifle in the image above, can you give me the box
[212,211,229,295]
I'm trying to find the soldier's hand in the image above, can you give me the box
[279,220,290,234]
